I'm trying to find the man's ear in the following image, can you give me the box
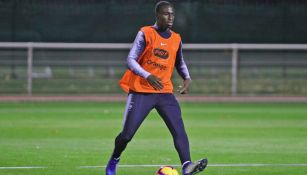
[155,14,159,21]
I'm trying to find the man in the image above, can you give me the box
[105,1,208,175]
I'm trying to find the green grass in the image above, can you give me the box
[0,102,307,175]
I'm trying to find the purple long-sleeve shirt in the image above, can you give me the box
[127,24,191,80]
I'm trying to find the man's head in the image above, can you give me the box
[155,1,175,30]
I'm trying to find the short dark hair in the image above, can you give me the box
[155,1,174,15]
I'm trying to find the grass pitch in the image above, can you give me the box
[0,102,307,175]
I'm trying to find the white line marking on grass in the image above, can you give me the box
[78,164,307,169]
[210,164,307,167]
[0,166,47,170]
[2,164,307,170]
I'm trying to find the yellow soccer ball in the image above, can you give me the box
[156,166,179,175]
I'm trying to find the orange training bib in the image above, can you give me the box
[119,26,181,93]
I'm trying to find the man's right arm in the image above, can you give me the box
[127,31,151,78]
[127,30,164,90]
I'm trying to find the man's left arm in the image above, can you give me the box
[175,41,192,94]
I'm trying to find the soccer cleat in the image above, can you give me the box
[182,158,208,175]
[105,157,120,175]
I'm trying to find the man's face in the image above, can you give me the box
[156,5,175,30]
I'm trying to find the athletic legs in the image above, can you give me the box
[111,92,156,158]
[155,94,191,164]
[110,93,191,162]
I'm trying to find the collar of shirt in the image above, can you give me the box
[152,23,171,39]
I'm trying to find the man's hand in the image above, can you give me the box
[178,79,192,94]
[146,74,164,91]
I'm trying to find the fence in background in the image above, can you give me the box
[0,42,307,96]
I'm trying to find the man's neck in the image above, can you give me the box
[153,23,170,32]
[152,23,171,39]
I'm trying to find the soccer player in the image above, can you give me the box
[105,1,208,175]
